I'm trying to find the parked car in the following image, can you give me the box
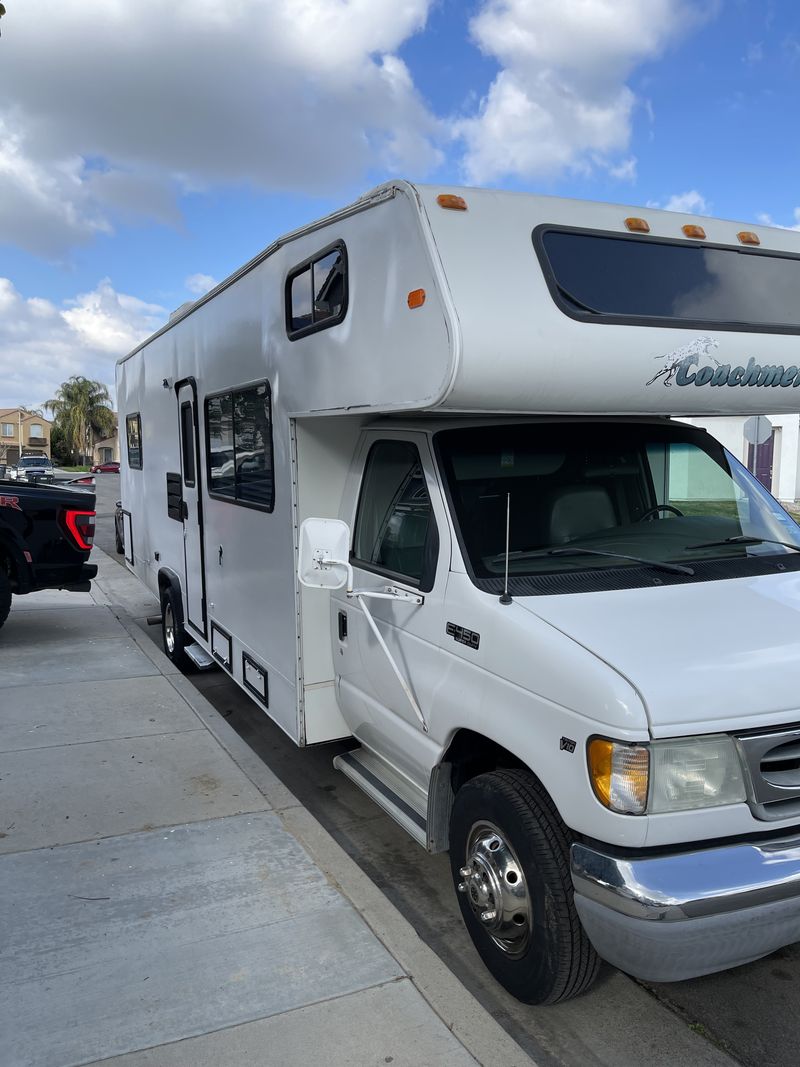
[0,476,97,629]
[91,460,120,473]
[65,474,96,490]
[7,455,55,484]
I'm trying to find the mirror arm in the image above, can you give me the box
[312,554,354,593]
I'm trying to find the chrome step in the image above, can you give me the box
[185,642,217,670]
[333,748,428,848]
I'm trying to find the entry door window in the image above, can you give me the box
[180,402,196,486]
[353,440,435,587]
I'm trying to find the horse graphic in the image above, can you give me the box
[646,335,721,387]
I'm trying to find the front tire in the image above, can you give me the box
[449,769,599,1004]
[161,585,191,670]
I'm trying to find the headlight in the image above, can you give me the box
[648,735,745,812]
[588,734,746,815]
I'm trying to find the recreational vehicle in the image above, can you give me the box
[118,181,800,1003]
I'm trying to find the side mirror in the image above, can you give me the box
[298,518,352,590]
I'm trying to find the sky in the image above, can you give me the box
[1,0,800,411]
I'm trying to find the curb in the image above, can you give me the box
[93,550,534,1067]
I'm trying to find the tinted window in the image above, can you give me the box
[205,382,274,511]
[206,394,234,497]
[290,267,313,333]
[180,402,195,487]
[287,243,347,338]
[353,441,433,584]
[233,385,273,506]
[126,413,142,469]
[538,229,800,331]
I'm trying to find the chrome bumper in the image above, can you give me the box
[571,834,800,982]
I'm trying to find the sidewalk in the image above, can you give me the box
[0,550,532,1067]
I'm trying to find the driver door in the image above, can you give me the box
[332,433,450,785]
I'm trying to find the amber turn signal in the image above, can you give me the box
[407,289,426,309]
[624,217,650,233]
[682,224,706,239]
[437,194,468,211]
[738,231,760,246]
[587,738,649,814]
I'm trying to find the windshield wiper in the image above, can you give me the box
[547,547,694,576]
[685,535,800,552]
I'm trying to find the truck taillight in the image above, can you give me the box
[60,509,95,551]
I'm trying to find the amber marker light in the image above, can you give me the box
[682,224,706,239]
[624,217,650,233]
[588,738,649,814]
[437,193,468,211]
[738,231,761,246]
[407,289,426,309]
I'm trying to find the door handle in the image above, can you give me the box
[338,610,348,641]
[181,500,188,521]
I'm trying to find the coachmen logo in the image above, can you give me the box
[646,335,800,390]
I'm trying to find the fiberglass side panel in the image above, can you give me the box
[416,184,800,417]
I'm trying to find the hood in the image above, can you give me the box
[521,571,800,737]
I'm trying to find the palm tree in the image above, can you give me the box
[44,377,115,465]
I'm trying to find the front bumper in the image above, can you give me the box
[571,833,800,982]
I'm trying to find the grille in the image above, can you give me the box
[736,725,800,821]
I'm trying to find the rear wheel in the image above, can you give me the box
[161,585,191,670]
[449,768,599,1004]
[0,567,11,631]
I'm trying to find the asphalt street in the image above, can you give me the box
[91,473,800,1067]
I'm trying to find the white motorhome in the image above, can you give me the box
[118,181,800,1004]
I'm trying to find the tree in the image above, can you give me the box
[49,422,70,465]
[44,377,115,465]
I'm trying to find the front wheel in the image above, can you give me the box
[449,769,599,1004]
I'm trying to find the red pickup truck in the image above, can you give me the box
[0,479,97,629]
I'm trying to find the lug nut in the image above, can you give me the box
[459,865,472,879]
[480,909,497,922]
[457,881,467,893]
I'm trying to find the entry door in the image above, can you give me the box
[748,433,775,492]
[331,435,448,785]
[177,383,206,636]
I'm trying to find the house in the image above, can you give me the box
[0,409,52,464]
[91,412,120,465]
[685,414,800,502]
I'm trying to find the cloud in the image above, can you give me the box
[757,208,800,231]
[455,0,717,183]
[648,190,711,214]
[185,274,218,296]
[0,0,440,256]
[0,279,165,408]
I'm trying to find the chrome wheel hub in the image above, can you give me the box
[164,603,176,655]
[458,821,531,957]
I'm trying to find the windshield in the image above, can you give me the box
[19,457,51,467]
[435,422,800,581]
